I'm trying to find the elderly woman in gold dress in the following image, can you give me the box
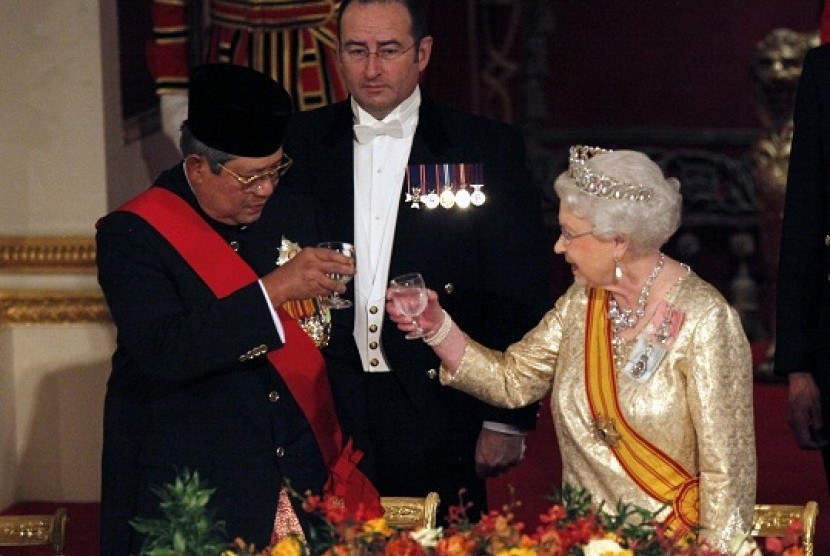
[386,146,756,550]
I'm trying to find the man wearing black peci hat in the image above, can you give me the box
[96,63,379,555]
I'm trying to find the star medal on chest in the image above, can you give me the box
[592,416,621,447]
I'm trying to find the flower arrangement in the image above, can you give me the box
[130,471,229,556]
[133,472,805,556]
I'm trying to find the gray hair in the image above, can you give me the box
[179,121,236,175]
[554,149,681,255]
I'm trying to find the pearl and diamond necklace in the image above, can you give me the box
[608,252,665,339]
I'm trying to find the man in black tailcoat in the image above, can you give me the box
[776,42,830,491]
[282,0,552,520]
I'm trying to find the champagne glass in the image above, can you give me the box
[389,272,428,339]
[318,241,355,309]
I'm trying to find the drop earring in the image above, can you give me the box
[614,258,623,281]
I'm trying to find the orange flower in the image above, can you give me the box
[363,517,394,537]
[534,527,563,556]
[495,548,536,556]
[435,533,478,556]
[383,534,429,556]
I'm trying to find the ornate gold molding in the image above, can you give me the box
[0,236,96,273]
[0,290,111,324]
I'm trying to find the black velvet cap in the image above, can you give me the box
[187,63,293,157]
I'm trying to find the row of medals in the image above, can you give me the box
[405,184,486,209]
[404,163,486,209]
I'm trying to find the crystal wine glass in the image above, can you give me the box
[389,272,428,339]
[317,241,355,309]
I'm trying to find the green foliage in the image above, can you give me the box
[130,470,229,556]
[559,483,597,519]
[598,500,667,556]
[548,484,673,556]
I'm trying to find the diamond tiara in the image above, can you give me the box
[568,145,653,202]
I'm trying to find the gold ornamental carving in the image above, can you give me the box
[0,236,107,324]
[751,29,818,198]
[0,515,52,543]
[0,507,67,550]
[750,502,818,556]
[0,236,96,273]
[380,492,440,529]
[0,291,110,324]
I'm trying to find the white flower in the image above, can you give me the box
[582,538,626,556]
[409,526,443,549]
[726,534,762,556]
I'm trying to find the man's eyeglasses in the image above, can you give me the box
[340,43,416,63]
[218,155,293,193]
[560,228,593,245]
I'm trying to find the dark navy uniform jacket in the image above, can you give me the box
[97,165,326,554]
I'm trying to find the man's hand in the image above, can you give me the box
[474,428,525,479]
[788,372,828,449]
[261,247,354,307]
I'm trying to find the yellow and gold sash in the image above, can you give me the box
[585,287,699,538]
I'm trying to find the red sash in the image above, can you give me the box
[117,187,381,517]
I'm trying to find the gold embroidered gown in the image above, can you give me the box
[441,271,756,548]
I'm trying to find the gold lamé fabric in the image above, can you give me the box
[441,272,756,549]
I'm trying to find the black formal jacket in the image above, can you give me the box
[96,166,327,555]
[776,43,830,414]
[282,92,553,507]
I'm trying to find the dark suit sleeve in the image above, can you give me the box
[96,213,284,388]
[775,46,830,376]
[465,122,553,430]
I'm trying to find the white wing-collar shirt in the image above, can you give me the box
[351,86,421,371]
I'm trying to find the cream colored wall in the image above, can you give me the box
[0,0,176,509]
[5,325,113,501]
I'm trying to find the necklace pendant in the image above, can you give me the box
[607,252,665,335]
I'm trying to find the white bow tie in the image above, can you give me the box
[353,119,405,144]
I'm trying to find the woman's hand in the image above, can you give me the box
[385,288,444,337]
[386,287,467,372]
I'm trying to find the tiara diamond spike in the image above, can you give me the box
[568,145,654,202]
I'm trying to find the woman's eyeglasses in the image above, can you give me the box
[560,228,593,245]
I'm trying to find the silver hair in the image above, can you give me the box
[553,149,681,255]
[179,122,236,175]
